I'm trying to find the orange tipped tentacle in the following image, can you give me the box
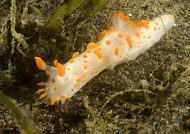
[37,82,45,86]
[51,98,58,105]
[35,57,45,70]
[57,63,66,77]
[36,89,44,94]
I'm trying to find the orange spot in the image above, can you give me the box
[110,51,112,53]
[54,87,57,91]
[87,49,92,53]
[109,27,115,31]
[83,54,88,58]
[93,49,102,61]
[91,72,94,74]
[37,82,45,86]
[171,15,174,20]
[57,63,65,77]
[69,59,75,63]
[46,87,50,91]
[35,57,45,70]
[98,48,102,51]
[137,20,150,29]
[155,22,158,25]
[97,70,100,73]
[118,33,123,38]
[61,95,67,99]
[94,68,97,70]
[76,77,82,82]
[45,71,49,76]
[67,68,70,71]
[143,36,145,38]
[83,75,86,77]
[159,27,161,30]
[36,89,44,94]
[135,32,141,37]
[71,88,74,91]
[84,60,87,63]
[51,78,56,83]
[154,27,157,31]
[88,42,96,48]
[96,42,101,46]
[82,80,86,82]
[112,11,117,17]
[114,46,119,56]
[126,35,133,49]
[72,52,79,57]
[141,32,143,34]
[120,54,123,58]
[40,93,46,99]
[98,30,107,39]
[122,49,124,51]
[148,36,151,39]
[54,60,58,67]
[83,64,88,70]
[106,40,112,45]
[51,98,58,105]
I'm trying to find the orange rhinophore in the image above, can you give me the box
[54,60,58,67]
[35,57,45,70]
[57,63,65,77]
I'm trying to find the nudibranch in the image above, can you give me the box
[35,12,175,105]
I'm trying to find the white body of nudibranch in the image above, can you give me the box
[35,12,175,105]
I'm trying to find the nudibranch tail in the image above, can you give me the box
[35,12,175,105]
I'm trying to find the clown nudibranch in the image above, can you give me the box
[35,12,175,105]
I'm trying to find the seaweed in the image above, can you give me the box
[11,0,28,56]
[0,92,34,134]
